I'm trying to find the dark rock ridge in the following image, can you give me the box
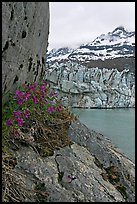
[2,2,49,103]
[13,119,135,202]
[81,56,135,74]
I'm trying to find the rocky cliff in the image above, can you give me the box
[10,120,135,202]
[2,2,49,103]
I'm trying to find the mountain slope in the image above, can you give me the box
[47,26,135,72]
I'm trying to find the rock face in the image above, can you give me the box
[45,61,135,108]
[2,2,49,102]
[13,119,135,202]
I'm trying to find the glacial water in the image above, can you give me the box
[72,108,135,162]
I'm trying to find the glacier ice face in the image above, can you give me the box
[45,61,135,108]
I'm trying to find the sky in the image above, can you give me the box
[48,2,135,51]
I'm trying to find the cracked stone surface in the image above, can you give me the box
[13,119,135,202]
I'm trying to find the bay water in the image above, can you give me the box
[72,108,135,162]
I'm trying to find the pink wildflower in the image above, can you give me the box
[50,90,58,97]
[57,105,62,112]
[13,110,22,117]
[17,99,24,105]
[33,82,37,88]
[15,89,20,96]
[25,92,31,101]
[48,106,55,114]
[6,119,13,126]
[41,92,45,98]
[24,109,31,118]
[15,90,25,98]
[40,84,45,92]
[29,82,37,91]
[16,117,25,126]
[32,96,39,104]
[50,91,55,97]
[23,84,29,88]
[15,90,26,105]
[67,175,76,183]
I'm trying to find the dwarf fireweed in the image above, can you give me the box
[3,80,63,137]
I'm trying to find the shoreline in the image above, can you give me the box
[72,106,135,109]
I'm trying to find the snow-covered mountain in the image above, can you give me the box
[45,26,135,108]
[47,26,135,63]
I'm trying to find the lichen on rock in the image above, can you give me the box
[2,2,49,104]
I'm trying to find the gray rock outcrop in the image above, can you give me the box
[13,119,135,202]
[2,2,49,102]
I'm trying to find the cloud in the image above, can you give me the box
[48,2,135,50]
